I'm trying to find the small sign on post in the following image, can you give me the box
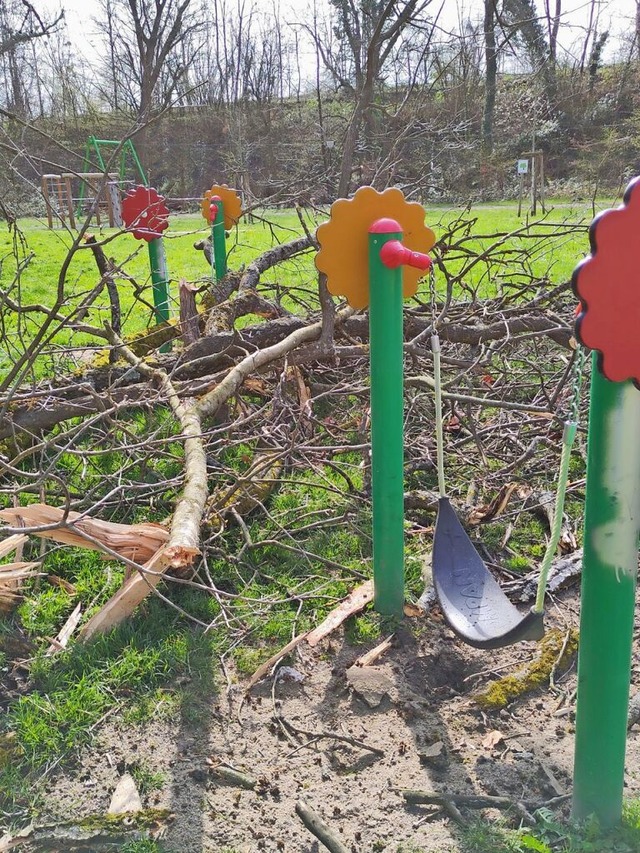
[517,159,529,175]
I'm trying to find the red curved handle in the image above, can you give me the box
[380,240,432,271]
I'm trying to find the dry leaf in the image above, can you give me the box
[468,482,520,526]
[403,602,425,618]
[481,730,505,750]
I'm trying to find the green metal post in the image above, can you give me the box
[368,221,405,618]
[572,354,640,826]
[147,237,171,353]
[210,198,227,282]
[126,139,149,185]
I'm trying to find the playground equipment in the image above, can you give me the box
[77,136,147,218]
[430,309,585,648]
[41,137,147,230]
[316,187,435,617]
[42,172,122,229]
[121,185,171,352]
[201,184,242,283]
[316,186,581,638]
[571,176,640,827]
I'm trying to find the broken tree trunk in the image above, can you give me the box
[0,505,169,564]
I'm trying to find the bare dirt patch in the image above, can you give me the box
[30,584,640,852]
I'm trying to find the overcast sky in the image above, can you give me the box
[41,0,639,67]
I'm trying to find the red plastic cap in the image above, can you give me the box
[369,217,402,234]
[379,239,432,271]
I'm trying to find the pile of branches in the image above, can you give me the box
[0,206,587,641]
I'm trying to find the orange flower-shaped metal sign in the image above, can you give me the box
[200,184,242,228]
[315,186,436,309]
[573,176,640,385]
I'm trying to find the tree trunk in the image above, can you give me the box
[482,0,497,154]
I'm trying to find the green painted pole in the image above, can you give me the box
[368,220,405,618]
[210,197,227,283]
[147,237,171,353]
[572,355,640,826]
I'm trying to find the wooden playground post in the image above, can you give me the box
[517,151,546,216]
[63,175,76,228]
[41,175,55,229]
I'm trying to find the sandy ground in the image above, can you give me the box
[30,582,640,853]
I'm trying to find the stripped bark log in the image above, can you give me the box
[104,329,206,570]
[178,279,200,346]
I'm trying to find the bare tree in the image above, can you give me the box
[95,0,206,117]
[501,0,556,101]
[482,0,498,153]
[0,0,63,116]
[307,0,433,197]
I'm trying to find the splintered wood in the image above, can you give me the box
[0,534,41,613]
[0,504,169,564]
[245,581,375,691]
[0,504,173,637]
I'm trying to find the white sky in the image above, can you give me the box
[40,0,639,67]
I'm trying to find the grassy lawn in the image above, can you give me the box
[0,196,606,357]
[0,195,632,850]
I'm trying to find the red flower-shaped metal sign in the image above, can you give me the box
[121,186,169,242]
[573,177,640,385]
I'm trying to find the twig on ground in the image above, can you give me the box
[295,800,350,853]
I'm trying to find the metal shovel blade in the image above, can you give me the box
[432,497,545,649]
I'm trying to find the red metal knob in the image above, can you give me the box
[380,240,432,271]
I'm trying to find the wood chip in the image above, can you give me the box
[354,634,394,667]
[306,580,373,647]
[245,632,310,692]
[46,603,83,655]
[79,547,170,641]
[0,534,28,560]
[481,730,505,750]
[107,773,142,815]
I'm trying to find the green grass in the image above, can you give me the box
[0,594,218,815]
[120,841,167,853]
[0,197,607,832]
[0,207,321,379]
[0,197,611,383]
[457,804,640,852]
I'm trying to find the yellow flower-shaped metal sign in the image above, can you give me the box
[201,184,243,229]
[315,186,436,309]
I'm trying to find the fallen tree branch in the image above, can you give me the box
[295,800,350,853]
[106,326,206,568]
[399,789,538,825]
[278,713,384,757]
[195,306,354,422]
[1,308,568,444]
